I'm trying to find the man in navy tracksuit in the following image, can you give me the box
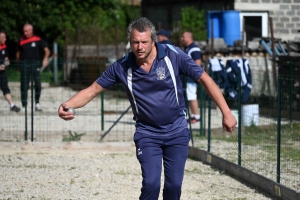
[17,24,50,111]
[58,17,237,200]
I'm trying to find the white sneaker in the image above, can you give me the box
[35,103,43,111]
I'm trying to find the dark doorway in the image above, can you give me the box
[244,16,262,41]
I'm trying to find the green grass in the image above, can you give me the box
[93,192,100,196]
[282,148,300,160]
[6,67,63,85]
[62,131,86,142]
[199,122,300,162]
[192,134,206,140]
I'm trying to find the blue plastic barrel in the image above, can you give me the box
[207,11,222,39]
[222,11,241,46]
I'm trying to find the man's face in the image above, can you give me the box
[23,26,33,38]
[130,28,154,60]
[181,32,189,46]
[0,33,6,45]
[157,34,165,43]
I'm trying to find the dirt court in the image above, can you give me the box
[0,85,273,199]
[0,141,273,200]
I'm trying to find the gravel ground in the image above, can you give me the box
[0,84,280,199]
[0,141,272,200]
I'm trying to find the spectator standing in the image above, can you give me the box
[181,31,202,123]
[58,17,237,200]
[16,24,50,111]
[156,29,172,45]
[0,31,21,112]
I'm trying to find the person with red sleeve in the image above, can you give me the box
[0,31,21,112]
[16,24,50,111]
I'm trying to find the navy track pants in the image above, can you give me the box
[20,63,41,107]
[134,128,190,200]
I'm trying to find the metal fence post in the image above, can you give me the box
[101,92,104,131]
[289,61,293,125]
[277,75,282,183]
[24,61,28,141]
[238,68,242,166]
[199,84,204,136]
[207,96,211,153]
[207,65,212,152]
[53,42,58,84]
[199,61,206,137]
[31,62,34,142]
[203,88,206,137]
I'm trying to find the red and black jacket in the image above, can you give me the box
[18,35,47,61]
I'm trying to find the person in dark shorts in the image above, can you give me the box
[0,31,21,112]
[16,24,50,111]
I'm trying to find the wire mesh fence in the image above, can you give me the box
[0,60,135,142]
[192,58,300,192]
[1,57,299,192]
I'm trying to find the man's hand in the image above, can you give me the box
[58,104,75,121]
[222,111,237,132]
[4,60,9,66]
[42,58,49,68]
[0,64,5,71]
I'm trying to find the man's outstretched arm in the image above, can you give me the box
[198,72,237,132]
[58,82,105,121]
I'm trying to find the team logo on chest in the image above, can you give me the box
[2,50,4,55]
[31,42,36,47]
[156,66,166,80]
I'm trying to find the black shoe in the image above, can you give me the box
[10,105,21,112]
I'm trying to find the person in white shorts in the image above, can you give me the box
[181,31,202,123]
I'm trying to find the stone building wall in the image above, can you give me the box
[235,0,300,41]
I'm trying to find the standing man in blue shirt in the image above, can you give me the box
[156,29,172,45]
[181,31,202,123]
[58,17,236,200]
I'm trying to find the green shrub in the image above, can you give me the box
[181,7,206,41]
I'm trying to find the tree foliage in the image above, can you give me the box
[0,0,141,45]
[181,7,206,41]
